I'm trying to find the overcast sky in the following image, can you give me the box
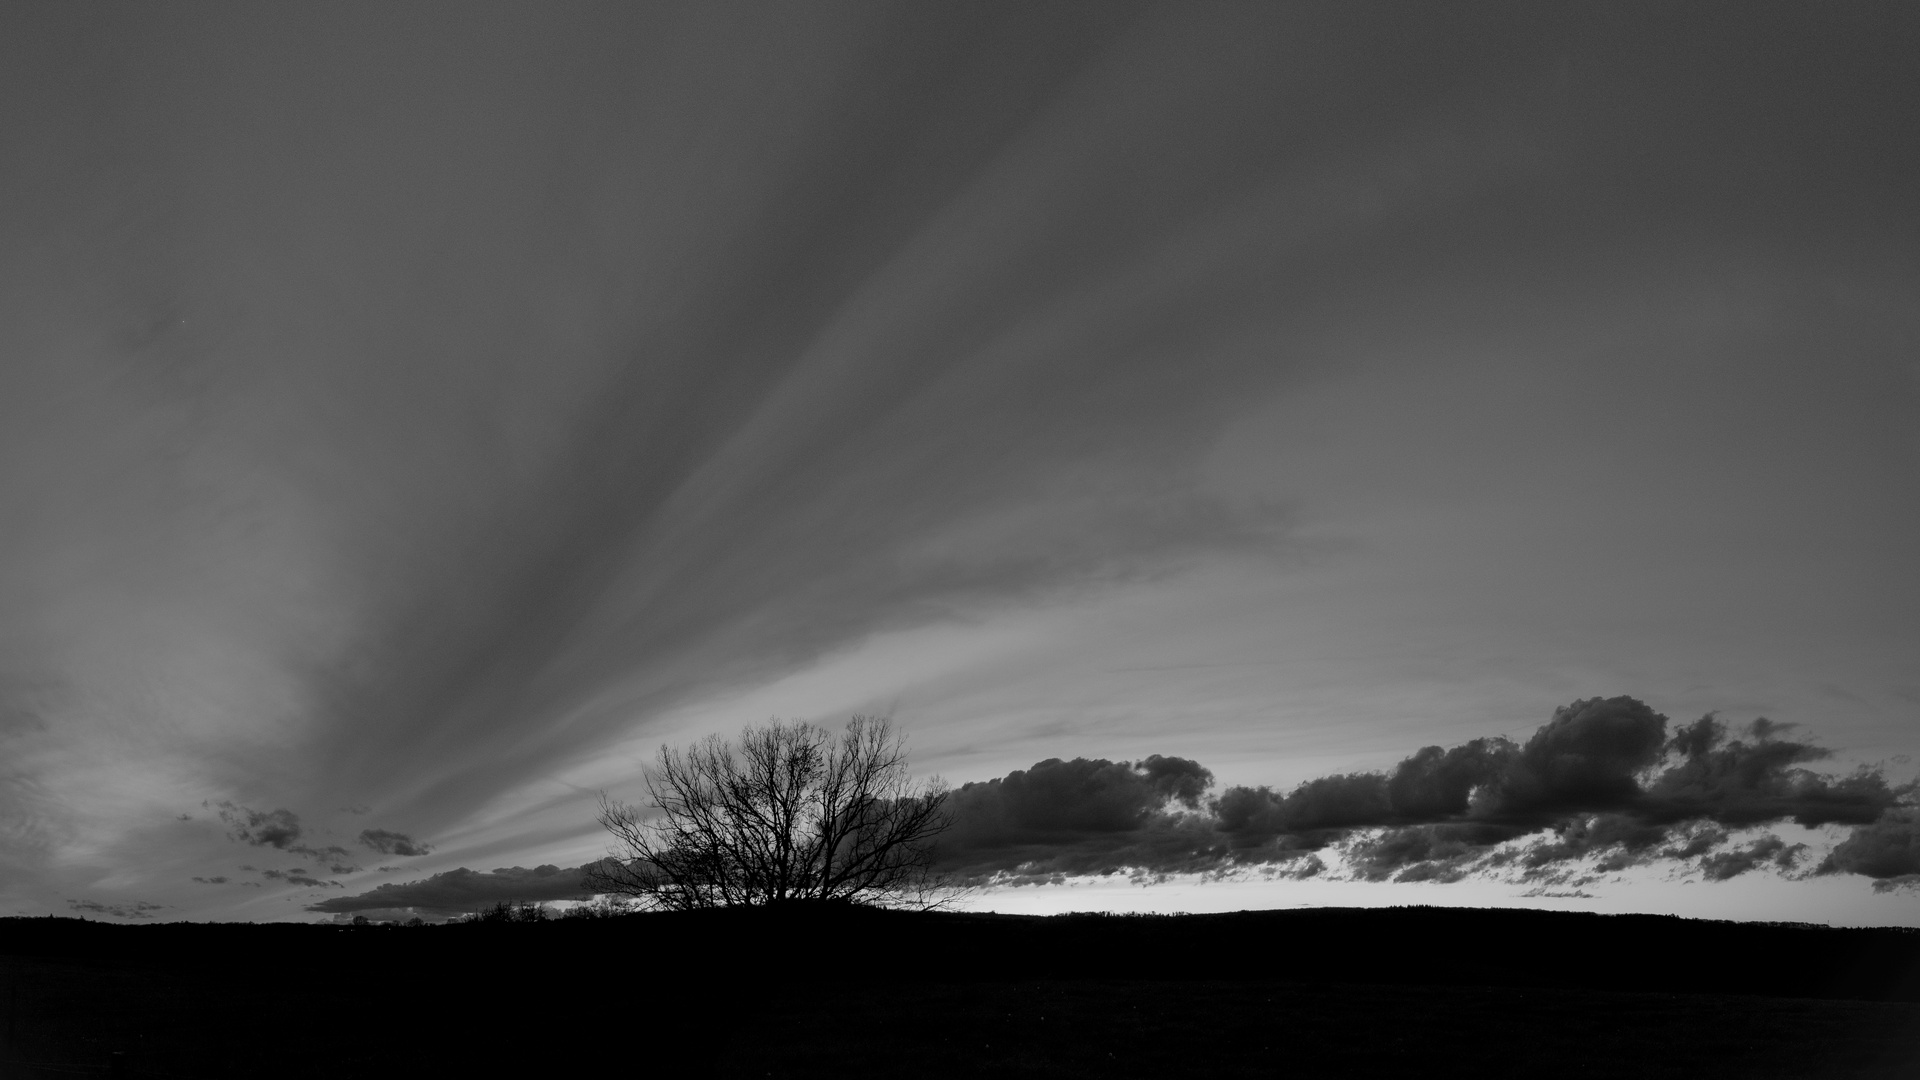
[3,2,1916,925]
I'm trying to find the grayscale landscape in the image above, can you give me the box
[1,3,1915,1075]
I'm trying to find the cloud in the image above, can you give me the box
[1209,730,1537,847]
[68,899,166,919]
[946,755,1213,839]
[191,875,229,884]
[1346,823,1521,882]
[1474,697,1669,821]
[292,844,354,864]
[933,756,1225,883]
[1297,701,1907,882]
[935,697,1916,887]
[212,802,303,849]
[1384,740,1515,821]
[260,868,340,889]
[358,829,432,857]
[209,802,372,871]
[1698,836,1806,882]
[1642,716,1898,827]
[305,864,591,916]
[1818,807,1920,881]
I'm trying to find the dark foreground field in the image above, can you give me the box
[4,905,1917,1078]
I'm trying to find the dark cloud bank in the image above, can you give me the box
[937,696,1912,893]
[307,864,591,918]
[315,697,1917,915]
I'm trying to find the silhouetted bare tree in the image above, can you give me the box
[586,716,952,909]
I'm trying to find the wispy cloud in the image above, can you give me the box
[259,868,340,889]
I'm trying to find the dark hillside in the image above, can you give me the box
[7,904,1914,1000]
[3,906,1917,1077]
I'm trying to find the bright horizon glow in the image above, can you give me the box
[958,871,1917,928]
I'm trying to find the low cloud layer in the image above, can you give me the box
[318,696,1916,914]
[933,756,1225,883]
[932,697,1917,890]
[67,899,166,920]
[306,865,591,917]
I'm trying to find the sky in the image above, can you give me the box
[2,2,1916,926]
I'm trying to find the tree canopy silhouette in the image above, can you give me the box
[586,716,952,909]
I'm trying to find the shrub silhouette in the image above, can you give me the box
[587,716,951,909]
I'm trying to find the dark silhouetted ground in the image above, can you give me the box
[3,905,1917,1077]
